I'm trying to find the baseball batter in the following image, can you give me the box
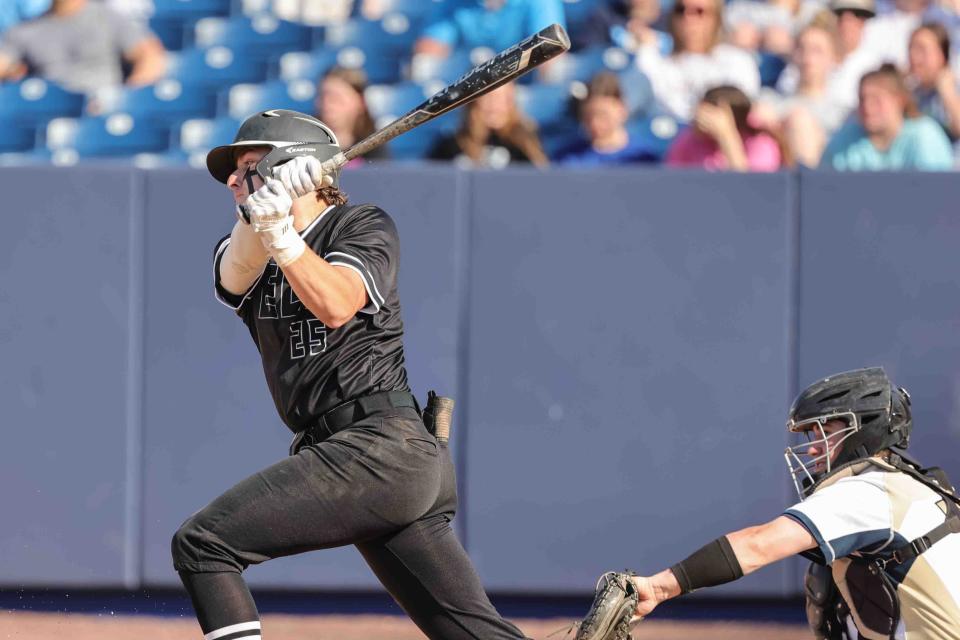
[576,367,960,640]
[170,109,530,640]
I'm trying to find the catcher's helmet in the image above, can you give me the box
[206,109,342,188]
[784,367,912,498]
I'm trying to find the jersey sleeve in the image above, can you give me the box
[321,206,398,315]
[783,473,894,565]
[212,234,248,312]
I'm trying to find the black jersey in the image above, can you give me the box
[213,204,409,432]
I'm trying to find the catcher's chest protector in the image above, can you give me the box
[806,457,960,640]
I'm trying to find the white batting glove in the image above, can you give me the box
[272,155,333,199]
[246,179,305,267]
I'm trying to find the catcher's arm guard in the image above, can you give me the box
[574,571,639,640]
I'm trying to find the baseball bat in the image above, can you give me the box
[326,22,570,170]
[239,23,569,222]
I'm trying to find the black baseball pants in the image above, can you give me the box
[171,406,528,640]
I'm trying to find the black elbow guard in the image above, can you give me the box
[670,536,744,595]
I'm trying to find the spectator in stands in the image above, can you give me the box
[820,63,954,169]
[755,17,851,165]
[0,0,166,94]
[907,22,960,141]
[726,0,825,55]
[635,0,761,121]
[413,0,566,59]
[0,0,49,34]
[314,66,389,164]
[555,71,659,165]
[776,0,879,112]
[573,0,673,55]
[428,82,548,168]
[859,0,960,68]
[666,84,788,170]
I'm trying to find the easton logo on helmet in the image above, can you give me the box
[286,147,317,153]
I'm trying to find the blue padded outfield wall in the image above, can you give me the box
[1,166,959,597]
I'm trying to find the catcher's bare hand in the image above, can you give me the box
[627,575,661,619]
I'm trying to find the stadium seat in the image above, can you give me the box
[179,117,241,156]
[154,0,231,19]
[46,115,171,159]
[149,17,189,50]
[758,51,787,88]
[324,18,416,54]
[562,0,603,37]
[278,46,401,84]
[537,46,634,85]
[408,48,476,85]
[364,83,455,159]
[0,122,37,153]
[627,114,683,160]
[93,80,218,124]
[193,15,314,59]
[165,47,270,88]
[515,84,575,131]
[0,79,84,125]
[226,80,317,120]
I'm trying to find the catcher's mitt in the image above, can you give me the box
[574,571,640,640]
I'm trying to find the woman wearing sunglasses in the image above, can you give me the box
[635,0,760,122]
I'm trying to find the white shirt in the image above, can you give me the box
[636,42,761,121]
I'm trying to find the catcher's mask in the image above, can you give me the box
[784,367,912,500]
[206,109,342,189]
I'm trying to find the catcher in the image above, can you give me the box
[575,367,960,640]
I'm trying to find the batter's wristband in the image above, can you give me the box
[670,536,744,595]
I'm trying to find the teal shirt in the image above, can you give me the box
[423,0,566,52]
[820,116,954,171]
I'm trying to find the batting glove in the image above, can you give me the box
[245,179,305,267]
[273,155,333,199]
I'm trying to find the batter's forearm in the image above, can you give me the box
[219,221,270,295]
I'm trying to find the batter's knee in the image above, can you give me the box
[171,513,244,574]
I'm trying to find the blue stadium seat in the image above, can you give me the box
[46,115,171,159]
[0,121,37,153]
[165,47,269,88]
[563,0,603,35]
[179,117,241,155]
[324,18,416,54]
[225,80,317,120]
[515,84,575,131]
[154,0,231,19]
[93,80,218,124]
[149,17,189,50]
[408,48,476,85]
[193,15,314,59]
[758,51,787,88]
[537,46,634,84]
[627,114,683,160]
[362,83,457,159]
[0,80,84,126]
[278,46,401,84]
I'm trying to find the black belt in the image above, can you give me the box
[289,390,419,455]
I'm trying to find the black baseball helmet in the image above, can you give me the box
[206,109,343,188]
[784,367,912,497]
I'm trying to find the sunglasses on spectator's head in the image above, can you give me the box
[673,3,712,16]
